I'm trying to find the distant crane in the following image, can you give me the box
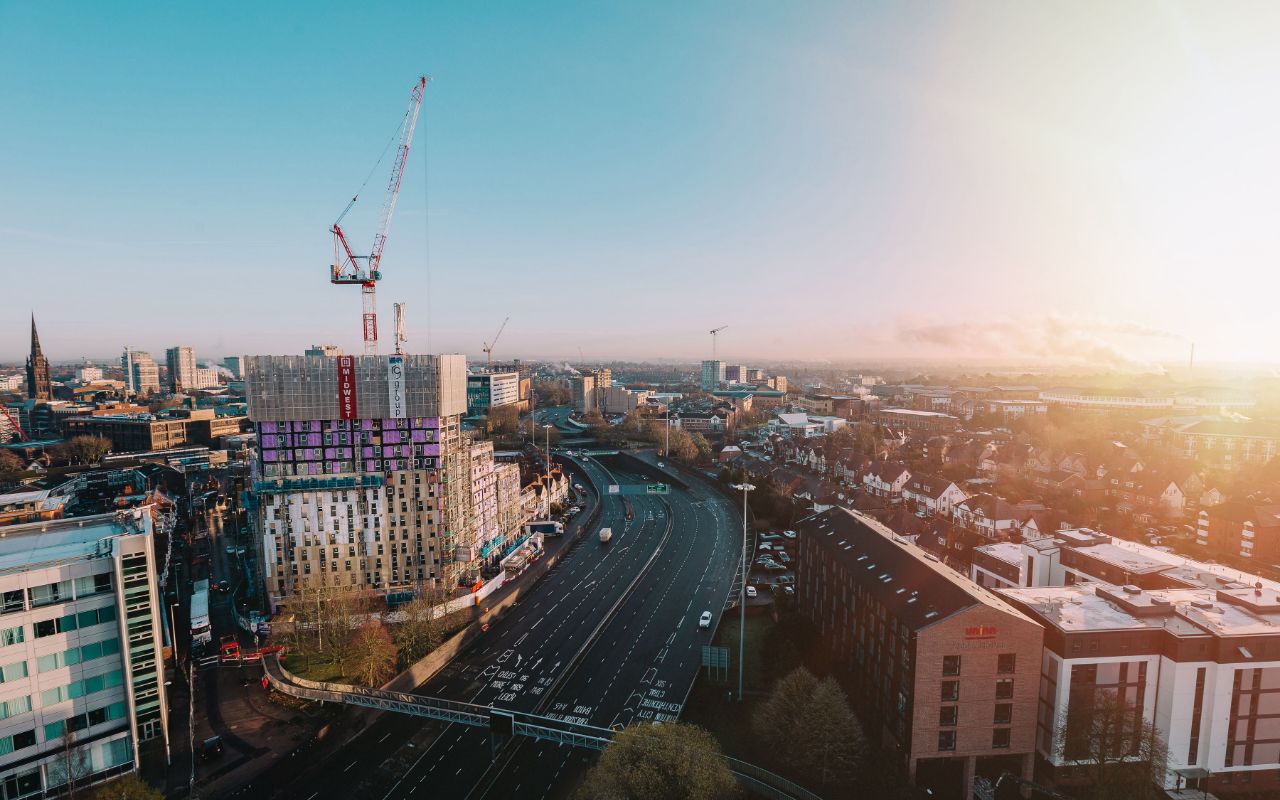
[709,325,728,359]
[483,316,510,367]
[329,76,428,355]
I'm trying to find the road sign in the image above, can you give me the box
[645,483,669,495]
[608,484,670,495]
[701,645,730,681]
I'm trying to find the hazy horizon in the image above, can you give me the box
[5,3,1279,368]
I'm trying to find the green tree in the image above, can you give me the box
[394,591,446,667]
[752,667,866,790]
[83,774,164,800]
[54,435,112,466]
[485,405,521,438]
[343,620,398,687]
[574,722,738,800]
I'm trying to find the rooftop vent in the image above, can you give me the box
[1122,585,1142,595]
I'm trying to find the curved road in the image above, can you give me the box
[254,455,738,799]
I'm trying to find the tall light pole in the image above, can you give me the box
[543,424,554,517]
[731,482,754,701]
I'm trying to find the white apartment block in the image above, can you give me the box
[0,509,168,796]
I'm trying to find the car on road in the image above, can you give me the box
[217,580,230,593]
[569,506,581,514]
[224,545,236,555]
[656,462,664,468]
[746,586,757,598]
[200,736,224,760]
[698,611,712,629]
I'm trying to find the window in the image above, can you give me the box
[941,681,959,702]
[0,729,35,755]
[34,614,77,639]
[28,581,71,608]
[994,703,1012,725]
[938,730,956,751]
[74,573,112,598]
[996,679,1014,699]
[0,591,24,615]
[939,706,958,726]
[942,655,961,676]
[0,696,30,720]
[998,653,1016,674]
[0,661,27,683]
[992,728,1011,749]
[0,626,22,647]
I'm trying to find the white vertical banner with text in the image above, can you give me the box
[387,356,407,419]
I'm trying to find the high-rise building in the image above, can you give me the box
[466,372,521,416]
[304,344,343,358]
[25,315,51,402]
[245,354,488,607]
[222,356,243,380]
[723,364,744,383]
[700,360,724,392]
[120,349,159,396]
[0,508,170,793]
[165,346,196,393]
[571,374,596,413]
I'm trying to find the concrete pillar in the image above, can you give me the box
[1021,752,1035,798]
[907,757,917,785]
[963,755,977,799]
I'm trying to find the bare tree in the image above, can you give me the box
[1057,688,1169,800]
[394,588,446,667]
[343,620,398,687]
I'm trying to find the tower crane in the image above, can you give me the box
[0,408,27,443]
[709,325,728,359]
[329,76,428,355]
[393,303,407,355]
[482,316,510,367]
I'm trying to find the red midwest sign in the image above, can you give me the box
[964,623,998,640]
[337,356,358,420]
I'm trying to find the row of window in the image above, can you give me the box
[942,653,1016,676]
[1,574,113,616]
[941,678,1014,702]
[938,728,1011,751]
[42,669,125,705]
[37,638,120,674]
[939,703,1012,727]
[34,605,116,640]
[43,701,127,740]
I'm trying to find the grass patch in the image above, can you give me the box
[711,611,773,692]
[282,651,345,684]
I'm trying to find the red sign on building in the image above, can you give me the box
[338,356,358,420]
[964,623,998,640]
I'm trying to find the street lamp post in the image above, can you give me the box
[731,482,754,701]
[543,424,554,517]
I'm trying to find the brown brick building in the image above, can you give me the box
[796,508,1044,799]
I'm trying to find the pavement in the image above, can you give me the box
[242,453,741,800]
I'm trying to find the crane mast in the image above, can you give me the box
[483,316,510,366]
[330,76,428,355]
[709,325,728,359]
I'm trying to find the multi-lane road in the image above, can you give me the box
[257,452,741,799]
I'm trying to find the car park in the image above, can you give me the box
[699,611,712,628]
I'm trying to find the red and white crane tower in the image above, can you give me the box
[329,76,428,355]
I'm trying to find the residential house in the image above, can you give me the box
[862,461,911,499]
[901,473,967,518]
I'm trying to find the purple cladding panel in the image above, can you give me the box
[261,434,277,448]
[260,422,278,434]
[383,431,402,444]
[305,433,321,447]
[382,446,395,458]
[324,448,337,460]
[361,420,375,431]
[422,444,440,457]
[410,430,428,443]
[262,450,278,462]
[365,460,377,472]
[307,462,319,475]
[362,446,374,459]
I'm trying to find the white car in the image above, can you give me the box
[783,530,797,539]
[746,586,757,598]
[698,611,712,629]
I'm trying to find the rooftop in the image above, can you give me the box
[0,509,153,575]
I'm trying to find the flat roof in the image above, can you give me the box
[975,541,1022,567]
[880,408,957,418]
[0,509,151,575]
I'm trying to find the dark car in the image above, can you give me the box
[200,736,224,760]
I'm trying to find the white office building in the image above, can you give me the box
[0,509,169,795]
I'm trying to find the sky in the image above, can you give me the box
[3,2,1279,370]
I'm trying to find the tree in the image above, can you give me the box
[574,722,737,800]
[1057,688,1169,800]
[343,620,398,687]
[83,774,163,800]
[0,449,24,479]
[485,405,521,438]
[690,432,713,463]
[54,435,112,466]
[394,590,446,667]
[752,667,865,790]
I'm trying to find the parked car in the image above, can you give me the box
[778,552,792,565]
[200,736,224,761]
[783,530,797,539]
[746,586,757,598]
[699,611,712,629]
[758,543,773,551]
[777,575,795,585]
[765,562,787,572]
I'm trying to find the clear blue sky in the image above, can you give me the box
[4,2,1279,368]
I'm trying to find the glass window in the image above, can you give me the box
[28,581,70,608]
[939,706,958,726]
[941,681,959,702]
[0,626,23,647]
[41,686,65,705]
[1,660,28,681]
[993,728,1011,749]
[11,730,34,751]
[1,590,24,615]
[37,654,60,674]
[996,679,1014,699]
[44,720,65,740]
[998,653,1016,674]
[995,703,1013,725]
[938,730,956,751]
[943,655,961,676]
[33,620,55,639]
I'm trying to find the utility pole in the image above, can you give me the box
[543,424,555,517]
[731,482,754,701]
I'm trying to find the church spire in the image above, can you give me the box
[26,313,51,401]
[30,313,42,356]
